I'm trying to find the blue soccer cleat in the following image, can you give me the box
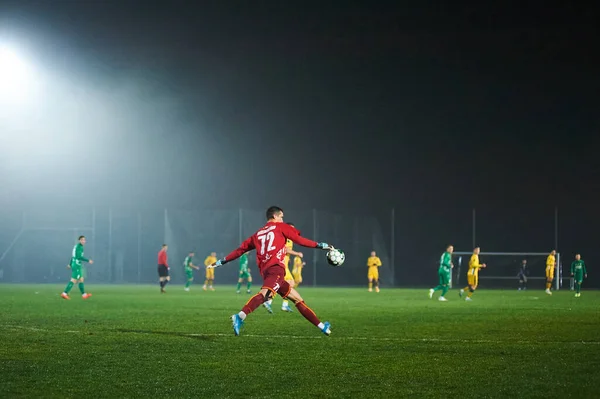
[231,314,244,336]
[321,321,331,336]
[281,303,294,312]
[263,302,273,314]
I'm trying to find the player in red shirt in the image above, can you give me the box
[208,206,334,336]
[157,244,170,293]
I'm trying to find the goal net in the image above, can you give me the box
[452,252,562,290]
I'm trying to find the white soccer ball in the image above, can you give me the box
[326,248,345,267]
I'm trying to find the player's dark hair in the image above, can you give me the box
[266,206,283,220]
[78,235,85,241]
[162,244,167,248]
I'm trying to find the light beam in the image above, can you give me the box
[0,45,35,105]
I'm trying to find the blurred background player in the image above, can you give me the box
[61,235,94,300]
[292,255,305,287]
[429,245,453,301]
[367,251,382,292]
[236,253,252,294]
[570,254,587,297]
[517,259,529,290]
[203,252,217,291]
[158,244,169,293]
[263,222,304,313]
[459,247,486,301]
[545,250,556,295]
[208,206,333,337]
[183,251,200,291]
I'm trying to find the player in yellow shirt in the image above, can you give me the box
[367,251,382,292]
[459,247,486,301]
[263,223,304,313]
[545,250,556,295]
[292,255,305,287]
[203,252,217,291]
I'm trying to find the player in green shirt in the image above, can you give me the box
[61,235,94,300]
[236,253,253,294]
[184,251,200,291]
[570,254,588,297]
[429,245,454,301]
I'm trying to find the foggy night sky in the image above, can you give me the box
[1,2,599,283]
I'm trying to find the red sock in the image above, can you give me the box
[295,301,321,327]
[241,293,266,315]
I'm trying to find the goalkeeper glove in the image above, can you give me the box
[210,258,225,268]
[317,242,333,250]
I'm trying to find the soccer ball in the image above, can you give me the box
[327,248,345,267]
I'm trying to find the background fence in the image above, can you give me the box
[0,206,598,289]
[0,208,391,288]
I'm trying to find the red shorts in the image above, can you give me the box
[261,265,291,298]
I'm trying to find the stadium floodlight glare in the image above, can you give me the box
[0,45,35,105]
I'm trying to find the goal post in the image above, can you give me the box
[453,252,561,291]
[0,209,96,283]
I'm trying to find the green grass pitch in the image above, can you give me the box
[1,284,599,398]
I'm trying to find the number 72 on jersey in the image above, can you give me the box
[257,231,276,255]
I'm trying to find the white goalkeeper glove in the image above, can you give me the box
[317,242,334,250]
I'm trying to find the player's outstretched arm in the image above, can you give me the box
[284,224,333,250]
[209,237,255,269]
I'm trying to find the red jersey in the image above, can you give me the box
[224,222,318,275]
[158,249,168,267]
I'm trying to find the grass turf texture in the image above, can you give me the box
[1,285,599,398]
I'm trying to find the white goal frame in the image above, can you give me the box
[453,252,561,290]
[0,210,96,281]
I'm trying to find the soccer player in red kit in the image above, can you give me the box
[157,244,170,293]
[208,206,334,336]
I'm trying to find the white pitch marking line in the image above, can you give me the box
[2,325,598,345]
[2,325,80,333]
[179,332,600,345]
